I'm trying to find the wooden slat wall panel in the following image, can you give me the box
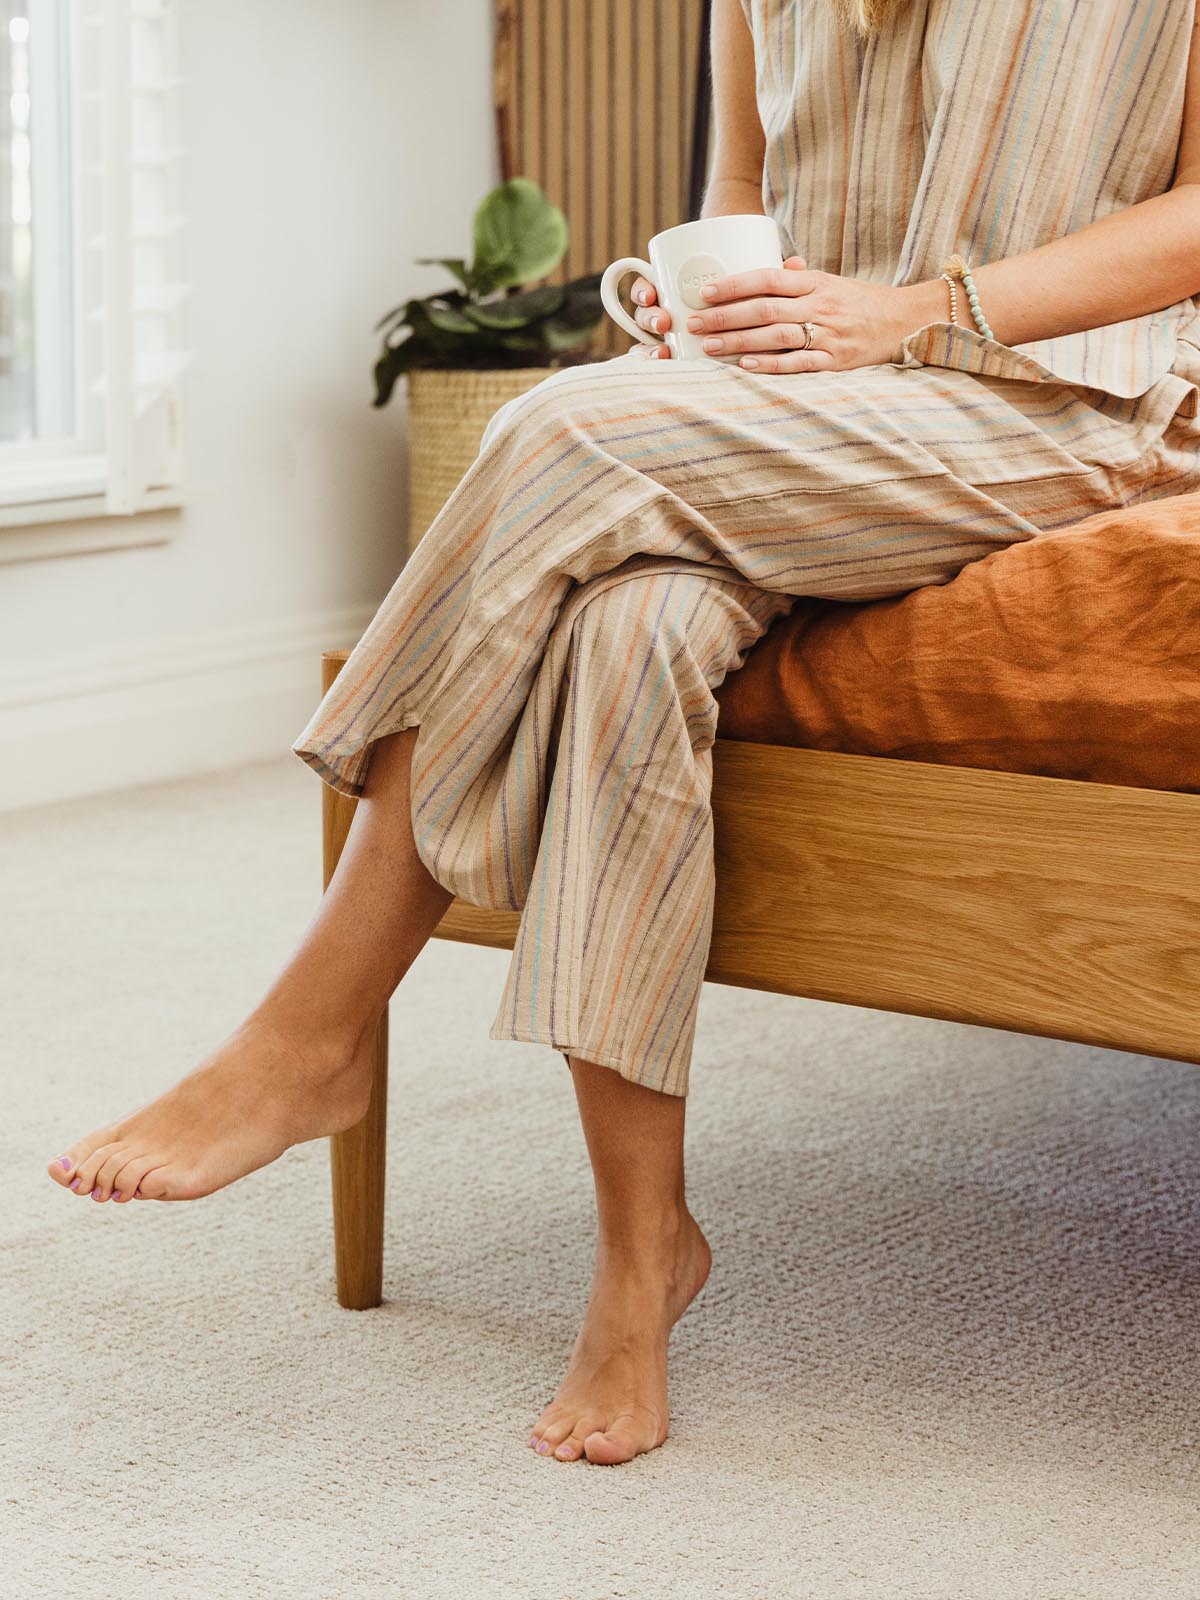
[587,2,611,274]
[496,0,708,354]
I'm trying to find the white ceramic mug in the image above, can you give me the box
[600,214,786,363]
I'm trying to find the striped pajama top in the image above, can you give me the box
[740,0,1200,430]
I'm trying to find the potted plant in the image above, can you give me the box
[372,177,605,549]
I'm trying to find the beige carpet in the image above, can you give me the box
[3,756,1198,1598]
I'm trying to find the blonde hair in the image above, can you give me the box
[827,0,911,38]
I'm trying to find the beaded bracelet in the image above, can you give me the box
[939,266,961,327]
[939,251,994,341]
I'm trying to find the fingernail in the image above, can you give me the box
[537,1441,549,1454]
[69,1177,81,1191]
[633,287,645,304]
[702,337,722,353]
[686,316,703,332]
[741,357,759,369]
[701,284,717,299]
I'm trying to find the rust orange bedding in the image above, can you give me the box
[713,489,1200,793]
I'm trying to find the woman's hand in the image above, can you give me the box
[684,255,929,372]
[626,274,674,360]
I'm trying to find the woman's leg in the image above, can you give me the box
[463,561,794,1094]
[527,1056,711,1466]
[469,567,780,1463]
[291,348,1161,817]
[45,726,454,1203]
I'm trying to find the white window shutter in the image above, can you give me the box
[95,0,190,513]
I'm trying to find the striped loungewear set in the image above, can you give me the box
[291,0,1200,1097]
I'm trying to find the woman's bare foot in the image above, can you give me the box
[527,1207,712,1466]
[44,1012,376,1205]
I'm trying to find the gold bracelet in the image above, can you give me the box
[939,269,960,326]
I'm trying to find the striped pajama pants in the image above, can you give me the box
[291,343,1200,1096]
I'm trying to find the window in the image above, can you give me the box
[0,0,189,546]
[0,4,74,445]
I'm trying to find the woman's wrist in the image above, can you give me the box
[700,177,764,219]
[888,277,956,356]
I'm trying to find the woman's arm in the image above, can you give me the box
[897,8,1200,345]
[690,7,1200,371]
[626,0,765,351]
[701,0,765,220]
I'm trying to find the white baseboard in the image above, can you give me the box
[0,603,379,812]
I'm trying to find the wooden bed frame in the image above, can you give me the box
[318,647,1200,1309]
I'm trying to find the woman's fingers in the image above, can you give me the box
[736,349,837,373]
[697,260,813,308]
[635,303,672,335]
[630,274,671,336]
[685,295,800,335]
[696,317,834,360]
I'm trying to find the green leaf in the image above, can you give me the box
[541,318,599,352]
[376,296,432,339]
[496,328,545,353]
[464,283,565,329]
[414,256,474,291]
[423,299,477,334]
[373,346,409,407]
[557,273,605,328]
[373,301,411,334]
[471,178,568,292]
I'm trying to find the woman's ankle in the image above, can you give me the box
[595,1200,695,1260]
[240,1000,376,1079]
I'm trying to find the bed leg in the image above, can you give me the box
[329,1014,388,1310]
[320,649,388,1310]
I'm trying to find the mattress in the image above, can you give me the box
[712,489,1200,793]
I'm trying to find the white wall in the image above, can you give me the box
[0,0,496,810]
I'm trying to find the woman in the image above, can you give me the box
[48,0,1200,1467]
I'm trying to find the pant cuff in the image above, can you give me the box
[488,1024,689,1097]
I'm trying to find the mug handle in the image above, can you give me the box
[600,257,662,346]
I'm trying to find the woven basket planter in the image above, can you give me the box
[406,366,554,553]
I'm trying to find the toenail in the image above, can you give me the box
[69,1178,80,1191]
[555,1445,574,1459]
[112,1191,121,1201]
[57,1157,72,1171]
[537,1441,549,1454]
[91,1188,102,1200]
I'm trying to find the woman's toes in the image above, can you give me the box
[92,1147,133,1202]
[583,1429,637,1465]
[552,1428,593,1462]
[135,1167,174,1201]
[46,1130,114,1189]
[534,1412,605,1461]
[529,1411,574,1457]
[109,1154,157,1204]
[45,1153,75,1187]
[583,1415,655,1465]
[68,1141,122,1200]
